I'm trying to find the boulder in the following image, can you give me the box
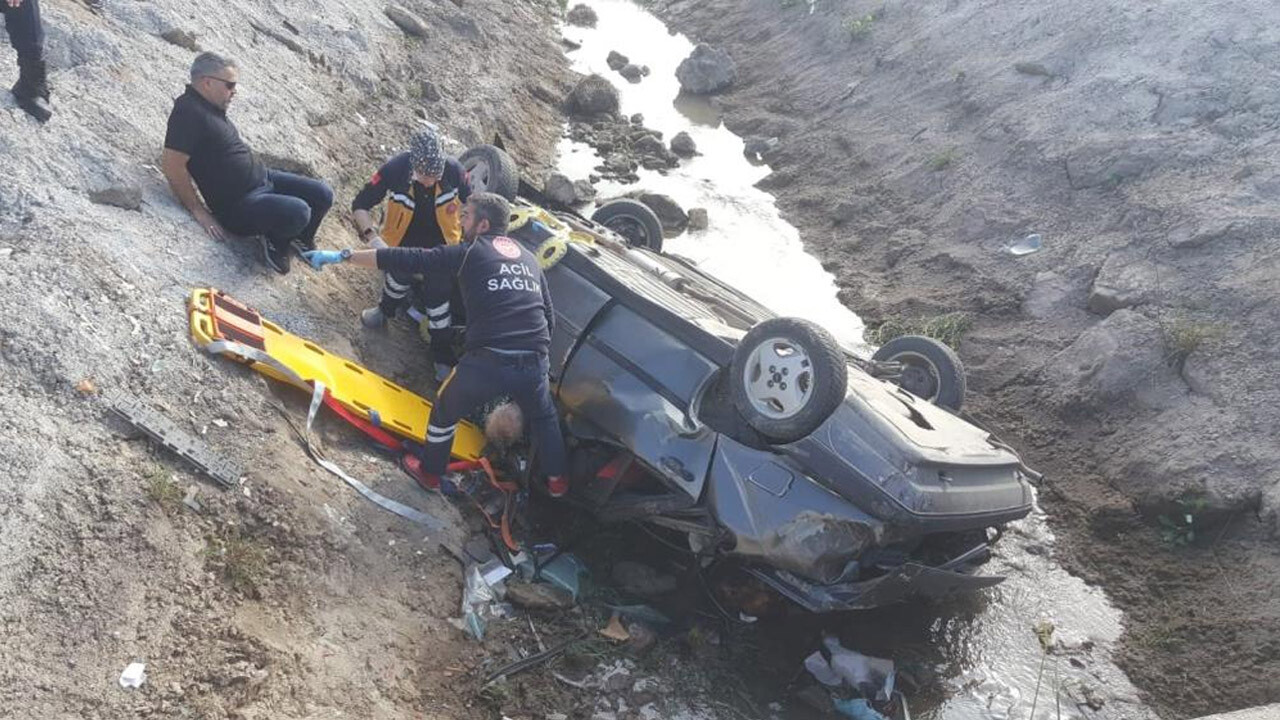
[573,179,597,202]
[669,131,697,157]
[384,5,428,37]
[619,64,643,83]
[675,44,737,94]
[544,173,578,206]
[636,193,688,234]
[1043,309,1183,411]
[1087,251,1159,315]
[633,134,666,156]
[566,3,598,27]
[606,50,629,71]
[420,80,442,102]
[88,182,142,211]
[568,74,620,117]
[159,28,200,52]
[687,207,708,230]
[744,135,779,157]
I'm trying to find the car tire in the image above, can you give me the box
[730,317,848,444]
[871,334,966,411]
[591,198,664,252]
[460,144,519,201]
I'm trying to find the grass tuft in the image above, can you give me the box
[868,312,972,349]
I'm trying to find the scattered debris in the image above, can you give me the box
[687,207,709,231]
[118,662,146,689]
[599,613,631,643]
[458,564,501,640]
[107,392,241,489]
[182,485,203,513]
[507,580,574,610]
[75,378,98,395]
[1005,233,1043,256]
[803,636,900,720]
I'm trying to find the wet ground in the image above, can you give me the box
[556,2,1160,718]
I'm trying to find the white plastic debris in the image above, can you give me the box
[1005,233,1043,256]
[119,662,147,689]
[804,636,895,702]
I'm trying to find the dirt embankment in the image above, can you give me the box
[0,0,578,717]
[650,0,1280,716]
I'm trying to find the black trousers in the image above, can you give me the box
[1,0,44,57]
[421,349,567,479]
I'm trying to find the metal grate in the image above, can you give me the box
[106,392,240,489]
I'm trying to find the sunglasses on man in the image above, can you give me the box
[203,76,237,90]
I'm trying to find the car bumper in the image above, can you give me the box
[742,553,1005,612]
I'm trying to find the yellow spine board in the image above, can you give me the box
[187,289,484,461]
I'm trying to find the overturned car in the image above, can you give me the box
[462,146,1038,612]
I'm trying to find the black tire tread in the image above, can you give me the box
[591,198,664,252]
[460,144,519,201]
[871,334,966,411]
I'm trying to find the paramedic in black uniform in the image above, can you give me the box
[303,192,569,498]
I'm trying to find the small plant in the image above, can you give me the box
[1158,496,1208,547]
[844,13,876,40]
[203,528,268,596]
[144,468,183,513]
[1161,316,1220,370]
[868,312,973,349]
[929,146,960,171]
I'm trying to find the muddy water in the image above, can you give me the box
[558,3,1155,719]
[556,1,868,353]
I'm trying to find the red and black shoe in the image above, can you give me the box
[546,475,569,498]
[400,453,441,493]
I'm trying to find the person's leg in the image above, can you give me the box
[217,188,310,274]
[265,170,333,251]
[509,354,568,494]
[417,352,504,482]
[362,269,415,328]
[418,280,458,373]
[5,0,52,122]
[3,0,46,57]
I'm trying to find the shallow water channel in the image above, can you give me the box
[556,3,1156,719]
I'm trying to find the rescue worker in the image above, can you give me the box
[349,130,471,375]
[162,52,334,274]
[303,193,569,497]
[3,0,52,122]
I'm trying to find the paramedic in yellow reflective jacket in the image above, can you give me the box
[350,129,471,345]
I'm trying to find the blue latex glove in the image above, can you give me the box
[303,249,344,270]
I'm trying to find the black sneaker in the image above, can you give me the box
[261,238,291,275]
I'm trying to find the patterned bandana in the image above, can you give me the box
[409,130,446,177]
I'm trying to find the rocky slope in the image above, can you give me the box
[650,0,1280,716]
[0,0,577,717]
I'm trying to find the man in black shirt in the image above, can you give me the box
[3,0,52,122]
[162,51,333,275]
[303,193,569,498]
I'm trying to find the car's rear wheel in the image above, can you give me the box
[591,198,664,252]
[730,317,848,443]
[871,334,966,411]
[460,144,519,201]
